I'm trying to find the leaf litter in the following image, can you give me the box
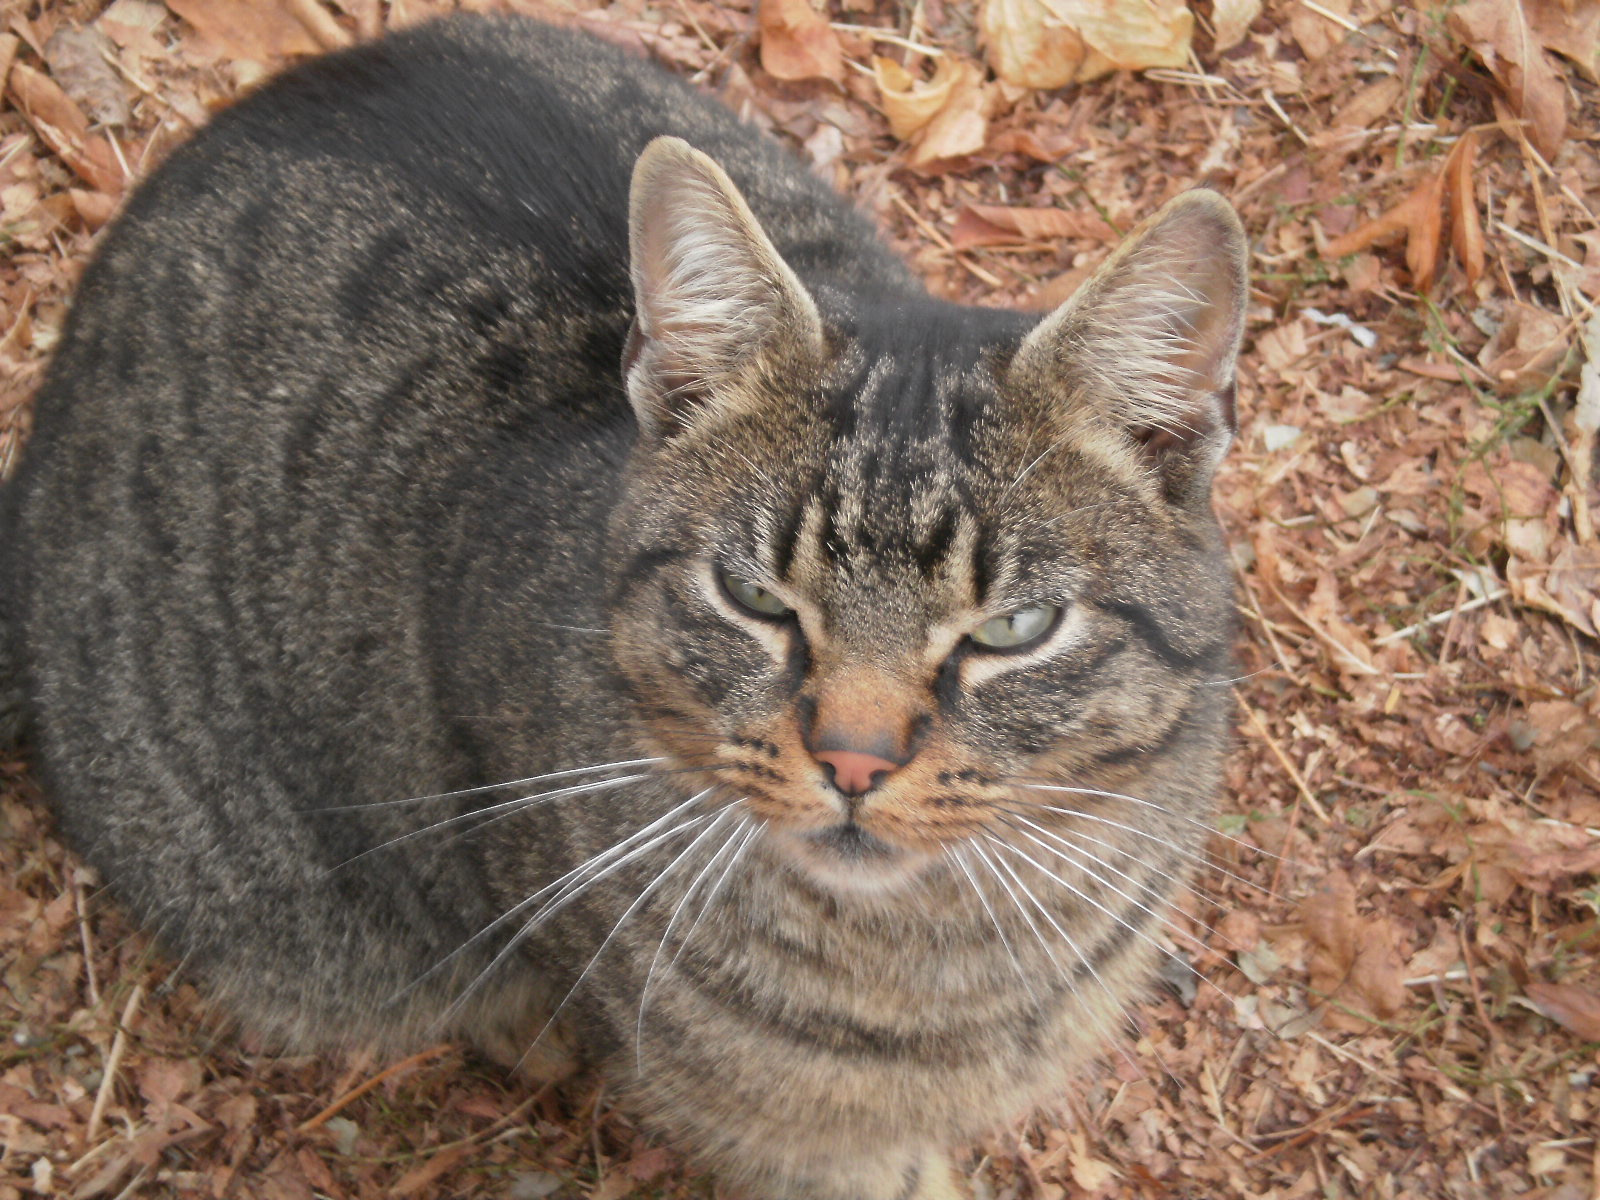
[2,0,1599,1197]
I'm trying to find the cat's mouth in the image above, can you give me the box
[775,820,931,894]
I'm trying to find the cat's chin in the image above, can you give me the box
[774,823,933,897]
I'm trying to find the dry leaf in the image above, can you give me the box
[951,203,1115,249]
[1324,136,1487,293]
[45,26,131,125]
[0,34,20,94]
[6,63,124,193]
[1213,0,1261,52]
[1525,0,1600,82]
[1289,0,1350,59]
[1574,306,1600,543]
[980,0,1191,88]
[758,0,843,84]
[166,0,322,62]
[1445,130,1485,286]
[981,0,1093,88]
[1448,0,1567,160]
[1331,77,1403,131]
[874,55,961,140]
[1509,542,1600,639]
[1526,979,1600,1040]
[1300,869,1407,1030]
[908,58,991,165]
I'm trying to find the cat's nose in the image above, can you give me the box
[814,749,900,796]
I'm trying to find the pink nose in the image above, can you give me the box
[814,749,899,796]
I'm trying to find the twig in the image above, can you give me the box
[73,872,99,1008]
[297,1043,458,1132]
[85,983,144,1147]
[1374,587,1510,646]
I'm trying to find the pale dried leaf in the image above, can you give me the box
[758,0,843,84]
[44,27,130,125]
[873,55,961,141]
[982,0,1192,87]
[1212,0,1261,52]
[907,59,990,165]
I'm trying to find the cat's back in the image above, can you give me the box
[0,16,911,1031]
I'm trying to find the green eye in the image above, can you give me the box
[721,571,793,619]
[970,603,1060,650]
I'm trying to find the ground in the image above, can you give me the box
[1,0,1598,1197]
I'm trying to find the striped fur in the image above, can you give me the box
[0,16,1247,1200]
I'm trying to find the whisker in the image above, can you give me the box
[405,788,715,1016]
[968,841,1067,977]
[1016,782,1294,866]
[326,773,656,872]
[635,808,746,1070]
[984,835,1227,1003]
[1014,802,1274,898]
[668,816,761,972]
[300,757,667,812]
[1000,812,1234,950]
[944,846,1029,987]
[516,801,741,1072]
[979,840,1146,1048]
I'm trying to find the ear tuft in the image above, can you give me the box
[1013,189,1249,504]
[626,137,821,440]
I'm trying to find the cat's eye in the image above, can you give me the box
[720,571,793,619]
[969,603,1060,650]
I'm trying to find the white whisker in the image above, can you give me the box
[1019,782,1292,866]
[302,757,666,812]
[985,835,1225,1002]
[1003,812,1231,949]
[328,772,655,872]
[668,817,761,972]
[635,807,745,1069]
[414,788,714,1021]
[517,801,740,1072]
[944,846,1029,987]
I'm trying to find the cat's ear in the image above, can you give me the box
[1011,190,1248,506]
[625,137,823,440]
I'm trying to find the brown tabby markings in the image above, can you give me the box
[0,15,1249,1200]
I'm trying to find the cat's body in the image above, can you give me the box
[0,16,1247,1199]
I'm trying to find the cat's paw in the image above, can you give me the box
[910,1154,966,1200]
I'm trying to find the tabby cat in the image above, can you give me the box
[0,14,1247,1199]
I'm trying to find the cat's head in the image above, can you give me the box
[607,137,1247,896]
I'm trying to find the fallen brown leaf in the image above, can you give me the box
[907,58,990,166]
[874,55,961,141]
[44,25,131,125]
[5,62,124,193]
[1526,979,1600,1040]
[1524,0,1600,82]
[1445,130,1485,286]
[951,203,1115,250]
[758,0,843,84]
[166,0,321,62]
[1448,0,1568,160]
[1300,869,1407,1030]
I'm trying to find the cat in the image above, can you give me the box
[0,14,1247,1200]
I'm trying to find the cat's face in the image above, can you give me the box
[608,139,1246,894]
